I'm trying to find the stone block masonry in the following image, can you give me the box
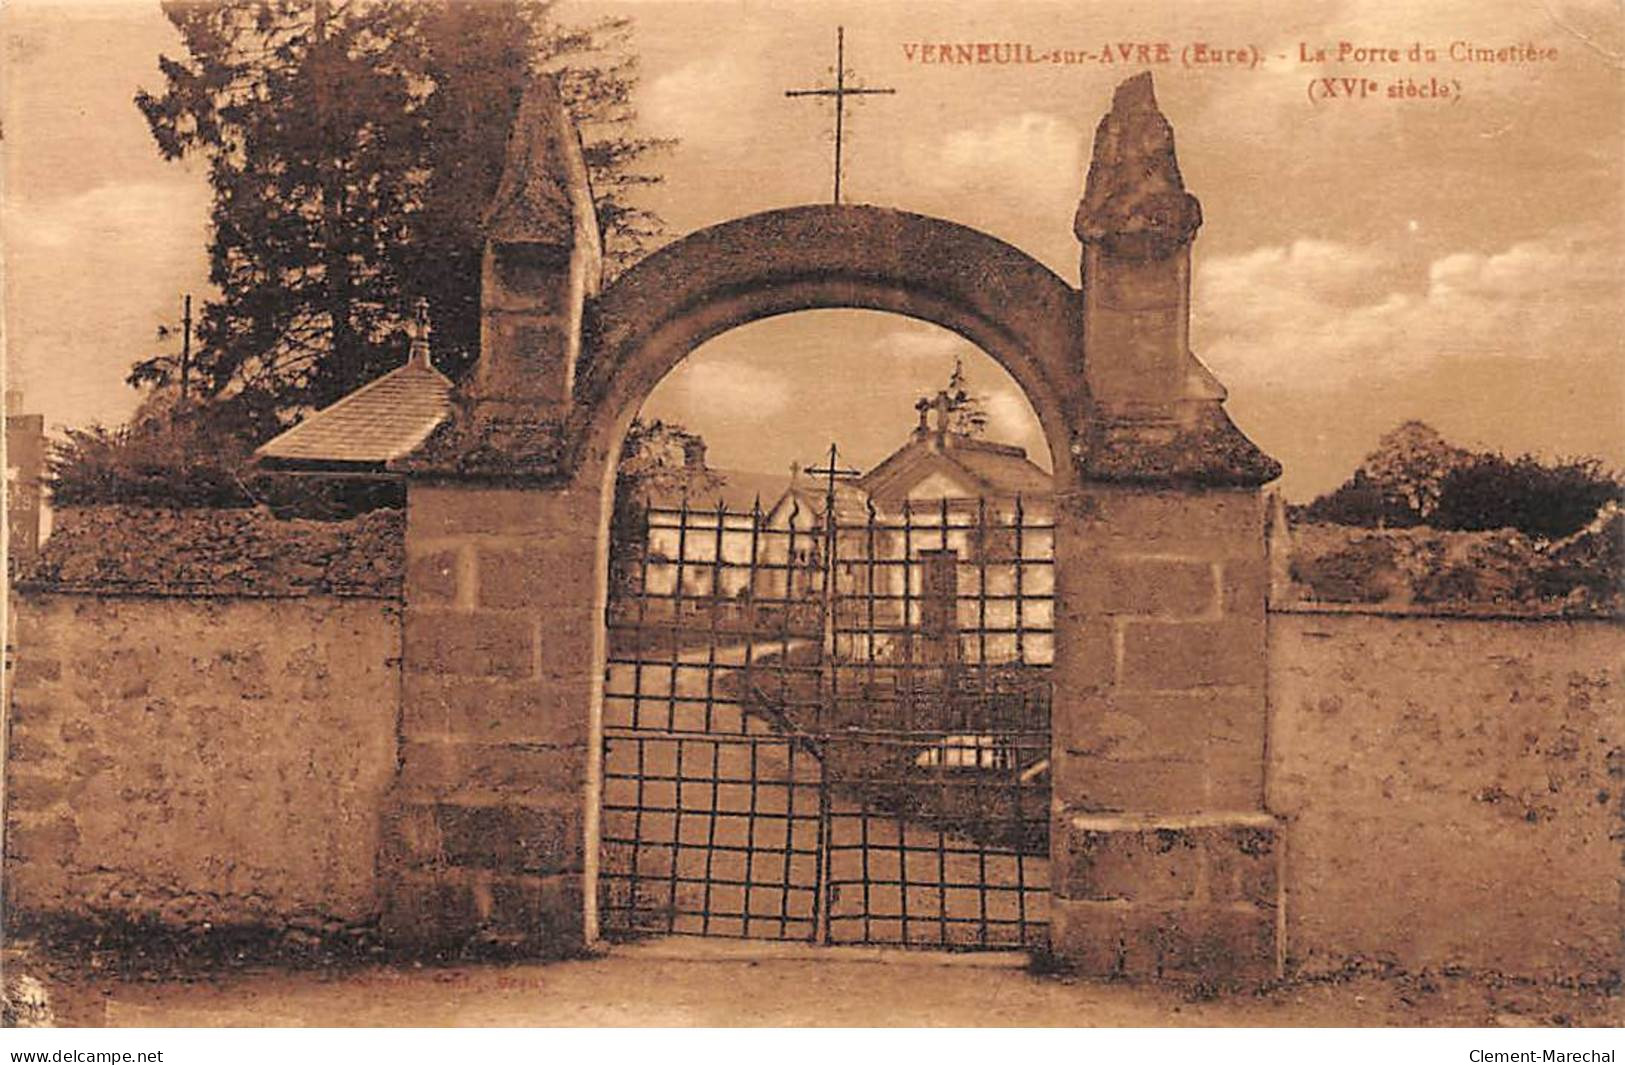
[4,593,400,937]
[1047,484,1280,984]
[380,482,605,957]
[374,74,608,957]
[1045,81,1283,986]
[1050,813,1283,985]
[1052,487,1270,814]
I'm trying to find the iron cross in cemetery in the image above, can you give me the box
[804,441,862,515]
[785,26,897,203]
[804,441,862,652]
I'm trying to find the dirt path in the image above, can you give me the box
[27,941,1618,1027]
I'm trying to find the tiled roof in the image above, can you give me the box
[863,432,1053,501]
[949,443,1053,498]
[255,360,453,467]
[778,473,872,522]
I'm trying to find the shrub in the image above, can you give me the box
[1534,505,1623,606]
[47,400,404,519]
[47,416,255,509]
[1432,454,1623,540]
[1288,536,1404,603]
[1301,420,1623,541]
[1297,470,1422,529]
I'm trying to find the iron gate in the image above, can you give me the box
[599,491,1054,949]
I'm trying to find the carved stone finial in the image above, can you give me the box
[484,73,602,275]
[1074,72,1203,260]
[469,72,604,428]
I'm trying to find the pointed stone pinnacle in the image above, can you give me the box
[1075,72,1203,260]
[484,73,602,261]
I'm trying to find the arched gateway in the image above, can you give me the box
[577,204,1080,485]
[382,72,1285,983]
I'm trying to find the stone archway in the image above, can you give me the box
[574,204,1082,489]
[383,71,1285,985]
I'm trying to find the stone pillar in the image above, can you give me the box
[382,74,605,957]
[380,483,603,956]
[472,75,602,421]
[1049,73,1284,985]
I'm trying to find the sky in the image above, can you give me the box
[3,0,1621,498]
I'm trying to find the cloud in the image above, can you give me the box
[656,358,793,415]
[901,112,1082,200]
[1428,238,1617,299]
[4,181,206,253]
[1197,239,1391,325]
[984,387,1036,443]
[876,321,982,363]
[643,52,777,146]
[1193,229,1623,394]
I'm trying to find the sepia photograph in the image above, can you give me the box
[0,0,1620,1043]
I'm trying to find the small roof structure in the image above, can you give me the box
[861,430,1052,504]
[255,302,453,471]
[771,468,872,524]
[852,385,1054,505]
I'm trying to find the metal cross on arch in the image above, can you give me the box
[784,26,898,204]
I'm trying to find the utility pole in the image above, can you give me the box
[179,293,192,402]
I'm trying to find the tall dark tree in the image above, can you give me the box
[1297,469,1423,529]
[131,0,669,438]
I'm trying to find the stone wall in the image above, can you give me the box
[6,506,1618,983]
[4,592,401,938]
[1268,608,1621,983]
[16,506,403,598]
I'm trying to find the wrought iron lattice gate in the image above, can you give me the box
[599,491,1054,949]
